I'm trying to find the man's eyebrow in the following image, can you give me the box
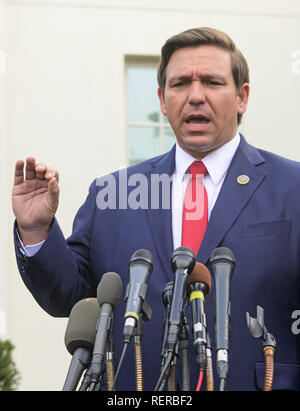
[202,74,227,82]
[168,73,227,84]
[168,75,192,84]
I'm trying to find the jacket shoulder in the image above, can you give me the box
[258,148,300,178]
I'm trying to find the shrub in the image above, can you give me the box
[0,340,20,391]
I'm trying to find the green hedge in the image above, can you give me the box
[0,340,20,391]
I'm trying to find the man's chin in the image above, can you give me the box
[178,136,216,158]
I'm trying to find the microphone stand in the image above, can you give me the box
[80,316,114,392]
[205,333,214,391]
[134,319,144,391]
[94,362,106,391]
[105,318,115,391]
[78,366,92,391]
[246,305,276,391]
[178,316,190,391]
[113,299,152,391]
[155,247,195,392]
[156,314,189,391]
[160,282,173,371]
[167,343,178,391]
[157,353,173,391]
[93,315,114,391]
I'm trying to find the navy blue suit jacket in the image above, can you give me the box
[14,135,300,390]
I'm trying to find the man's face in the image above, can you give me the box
[158,45,250,158]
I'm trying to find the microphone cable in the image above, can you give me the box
[111,341,129,391]
[154,351,173,391]
[196,334,213,391]
[196,370,204,391]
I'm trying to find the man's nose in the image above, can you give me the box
[188,81,206,105]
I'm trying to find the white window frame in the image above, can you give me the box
[125,55,174,166]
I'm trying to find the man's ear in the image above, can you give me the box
[237,83,250,116]
[158,87,167,116]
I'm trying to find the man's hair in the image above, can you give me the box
[157,27,249,125]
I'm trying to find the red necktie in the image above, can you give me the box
[181,161,208,256]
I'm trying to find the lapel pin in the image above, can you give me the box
[237,175,250,185]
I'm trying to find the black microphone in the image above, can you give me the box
[62,298,100,391]
[160,281,174,367]
[88,272,122,390]
[167,246,195,354]
[187,262,211,372]
[154,247,195,391]
[209,247,235,389]
[123,249,153,343]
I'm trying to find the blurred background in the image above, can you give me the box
[0,0,300,390]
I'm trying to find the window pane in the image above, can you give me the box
[129,126,160,165]
[127,66,160,123]
[163,114,171,124]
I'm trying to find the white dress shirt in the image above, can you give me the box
[20,132,240,256]
[172,132,240,250]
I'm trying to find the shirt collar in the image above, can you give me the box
[174,131,240,186]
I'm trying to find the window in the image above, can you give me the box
[126,56,176,166]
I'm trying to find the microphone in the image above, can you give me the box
[123,249,153,343]
[88,272,123,390]
[209,247,235,390]
[167,246,195,354]
[187,262,211,372]
[160,281,174,367]
[62,298,100,391]
[154,247,195,391]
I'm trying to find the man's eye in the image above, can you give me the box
[173,82,185,87]
[207,80,222,86]
[172,80,189,87]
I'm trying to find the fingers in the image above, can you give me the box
[14,157,59,185]
[14,159,25,186]
[25,156,37,180]
[35,163,59,184]
[45,167,59,184]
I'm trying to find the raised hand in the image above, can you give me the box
[12,156,60,245]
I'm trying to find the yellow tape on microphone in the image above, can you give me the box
[124,312,139,321]
[190,290,205,303]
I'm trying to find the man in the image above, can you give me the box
[13,27,300,391]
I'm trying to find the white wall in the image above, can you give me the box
[0,0,9,339]
[4,0,300,390]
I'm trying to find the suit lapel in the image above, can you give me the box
[197,136,266,264]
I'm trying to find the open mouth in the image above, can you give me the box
[185,115,210,125]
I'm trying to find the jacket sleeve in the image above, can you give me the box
[13,180,98,317]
